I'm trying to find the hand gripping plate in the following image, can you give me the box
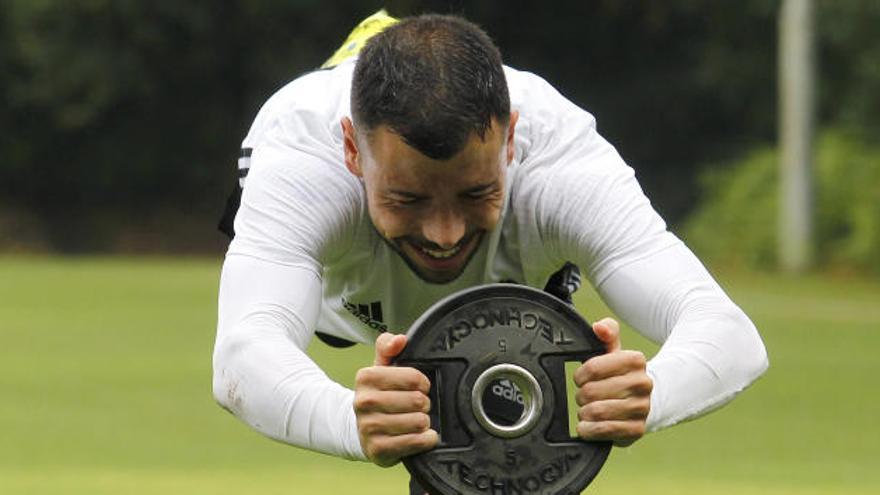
[393,284,612,495]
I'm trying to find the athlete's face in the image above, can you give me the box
[342,113,518,284]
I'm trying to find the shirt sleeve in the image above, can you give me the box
[595,242,769,431]
[213,253,365,459]
[212,109,367,460]
[522,73,768,432]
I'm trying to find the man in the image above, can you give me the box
[213,11,768,491]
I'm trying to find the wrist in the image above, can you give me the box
[644,364,663,433]
[344,391,369,461]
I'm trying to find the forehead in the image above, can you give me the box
[363,123,506,189]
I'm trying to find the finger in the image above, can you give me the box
[354,390,431,414]
[356,366,431,394]
[366,430,440,467]
[572,350,646,386]
[577,397,651,422]
[592,318,621,353]
[359,412,432,436]
[576,419,646,445]
[575,373,653,404]
[374,333,408,366]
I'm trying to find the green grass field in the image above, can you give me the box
[1,256,878,494]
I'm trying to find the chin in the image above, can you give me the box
[393,232,484,285]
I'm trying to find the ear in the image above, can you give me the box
[505,110,519,165]
[341,117,363,177]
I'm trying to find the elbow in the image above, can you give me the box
[212,334,247,414]
[751,329,770,381]
[212,371,235,413]
[731,309,770,386]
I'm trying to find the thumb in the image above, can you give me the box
[374,332,407,366]
[592,317,621,353]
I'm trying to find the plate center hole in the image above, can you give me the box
[480,375,528,427]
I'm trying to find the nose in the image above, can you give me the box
[421,208,466,249]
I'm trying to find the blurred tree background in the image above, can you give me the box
[0,1,877,270]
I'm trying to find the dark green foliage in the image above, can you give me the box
[682,147,778,270]
[0,1,878,252]
[684,130,880,273]
[817,0,880,138]
[0,0,371,250]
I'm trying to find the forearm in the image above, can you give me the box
[595,242,769,432]
[212,254,366,460]
[643,304,765,431]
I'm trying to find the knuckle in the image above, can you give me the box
[421,373,432,392]
[363,438,379,458]
[627,351,647,369]
[355,367,376,386]
[577,420,603,440]
[414,392,430,412]
[353,391,378,412]
[632,375,653,395]
[579,402,602,421]
[420,429,440,449]
[376,332,393,347]
[619,421,646,443]
[632,421,647,437]
[590,421,613,437]
[575,421,589,438]
[618,421,645,441]
[358,416,379,435]
[354,368,367,385]
[578,404,594,421]
[583,360,601,379]
[367,438,391,461]
[426,429,440,447]
[572,366,587,387]
[418,413,431,431]
[401,368,423,389]
[579,383,598,402]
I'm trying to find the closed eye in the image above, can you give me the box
[386,191,427,206]
[394,197,423,206]
[462,184,500,200]
[467,191,491,199]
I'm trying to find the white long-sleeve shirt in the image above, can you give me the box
[212,58,768,460]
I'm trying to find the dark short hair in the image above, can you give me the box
[351,14,510,160]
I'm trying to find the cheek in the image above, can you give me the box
[364,182,405,238]
[367,202,412,239]
[469,200,504,230]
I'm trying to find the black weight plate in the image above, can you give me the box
[393,284,612,495]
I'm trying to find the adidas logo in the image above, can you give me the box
[491,378,524,405]
[342,298,387,332]
[483,378,525,426]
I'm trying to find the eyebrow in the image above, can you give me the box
[387,181,498,198]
